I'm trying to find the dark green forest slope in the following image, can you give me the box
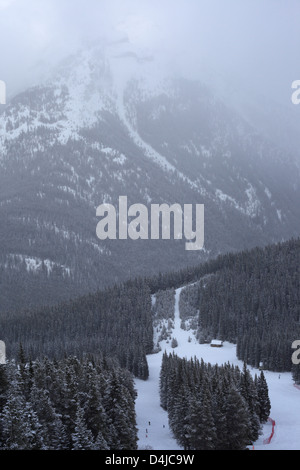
[0,237,299,379]
[194,238,300,372]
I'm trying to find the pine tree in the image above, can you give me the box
[212,381,228,450]
[159,351,169,410]
[239,362,261,443]
[84,376,109,444]
[104,370,138,450]
[94,430,110,450]
[224,385,251,450]
[72,405,95,450]
[187,380,217,450]
[0,364,8,413]
[256,371,271,423]
[50,414,69,450]
[0,378,44,450]
[30,382,68,450]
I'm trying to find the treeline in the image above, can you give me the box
[160,352,271,450]
[152,237,300,373]
[152,288,175,321]
[0,351,138,450]
[292,364,300,385]
[152,288,176,349]
[0,278,153,380]
[0,237,298,378]
[194,237,300,371]
[146,256,226,294]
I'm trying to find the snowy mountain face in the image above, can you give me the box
[0,40,299,312]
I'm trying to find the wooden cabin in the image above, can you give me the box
[210,340,223,348]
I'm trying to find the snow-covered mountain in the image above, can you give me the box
[0,39,299,312]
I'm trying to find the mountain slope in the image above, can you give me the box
[0,41,299,312]
[135,283,300,451]
[1,236,298,371]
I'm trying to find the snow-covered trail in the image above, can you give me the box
[134,354,181,450]
[134,286,300,451]
[254,373,300,450]
[134,289,183,450]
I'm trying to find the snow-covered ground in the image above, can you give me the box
[135,287,300,451]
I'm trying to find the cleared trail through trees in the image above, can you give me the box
[135,284,300,450]
[134,290,183,450]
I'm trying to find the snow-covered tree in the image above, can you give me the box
[72,405,95,450]
[256,371,271,423]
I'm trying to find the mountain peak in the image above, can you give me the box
[0,40,299,314]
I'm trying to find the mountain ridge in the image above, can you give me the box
[0,41,299,313]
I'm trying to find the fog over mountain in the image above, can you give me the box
[0,0,299,103]
[0,1,299,312]
[1,1,300,152]
[1,2,300,453]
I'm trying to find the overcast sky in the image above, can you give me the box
[0,0,299,106]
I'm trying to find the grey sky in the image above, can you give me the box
[0,0,299,106]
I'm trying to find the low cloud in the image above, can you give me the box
[0,0,299,106]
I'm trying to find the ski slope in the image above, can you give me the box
[135,287,300,451]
